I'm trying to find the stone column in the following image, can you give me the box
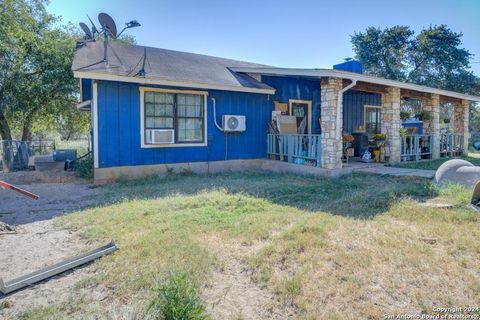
[423,94,440,159]
[455,99,470,153]
[320,77,343,169]
[381,87,401,163]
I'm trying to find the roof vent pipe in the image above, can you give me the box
[336,80,357,140]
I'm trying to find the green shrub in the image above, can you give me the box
[73,155,93,179]
[148,270,208,320]
[400,110,411,121]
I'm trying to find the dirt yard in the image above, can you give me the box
[0,172,109,319]
[1,171,479,319]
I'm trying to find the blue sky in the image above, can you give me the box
[48,0,480,75]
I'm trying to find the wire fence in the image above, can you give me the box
[0,139,56,172]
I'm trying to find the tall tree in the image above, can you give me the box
[352,25,480,132]
[0,0,79,141]
[351,25,480,95]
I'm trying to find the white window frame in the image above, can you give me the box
[140,87,208,148]
[288,99,312,134]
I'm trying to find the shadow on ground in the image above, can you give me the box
[96,171,439,219]
[0,171,440,226]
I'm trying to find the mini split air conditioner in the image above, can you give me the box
[222,115,246,132]
[145,129,174,144]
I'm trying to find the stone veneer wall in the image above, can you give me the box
[455,99,470,151]
[381,87,401,163]
[423,94,441,159]
[320,77,343,169]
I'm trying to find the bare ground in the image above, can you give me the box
[0,172,110,319]
[201,231,296,320]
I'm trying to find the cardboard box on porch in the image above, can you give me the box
[277,115,298,134]
[274,101,288,114]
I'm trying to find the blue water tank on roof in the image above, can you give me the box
[333,60,364,73]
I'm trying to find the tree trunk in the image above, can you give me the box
[0,109,12,141]
[0,109,14,172]
[21,123,32,141]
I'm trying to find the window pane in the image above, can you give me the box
[178,105,202,117]
[145,92,155,103]
[145,103,155,116]
[365,107,381,134]
[177,94,203,118]
[177,119,203,142]
[145,117,155,128]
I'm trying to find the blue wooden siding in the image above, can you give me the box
[96,81,272,168]
[261,76,322,134]
[81,79,92,102]
[342,90,382,133]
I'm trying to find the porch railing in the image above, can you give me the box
[439,133,464,157]
[267,134,322,167]
[400,134,433,162]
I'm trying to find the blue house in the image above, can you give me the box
[72,42,480,183]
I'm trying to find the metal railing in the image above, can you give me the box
[439,133,464,157]
[267,134,322,167]
[400,134,434,162]
[0,139,55,172]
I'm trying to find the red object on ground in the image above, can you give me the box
[0,180,39,200]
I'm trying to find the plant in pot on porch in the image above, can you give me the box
[416,110,432,122]
[400,110,412,122]
[373,134,386,163]
[342,133,355,163]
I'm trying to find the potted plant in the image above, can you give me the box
[373,133,386,143]
[399,128,407,138]
[416,110,432,122]
[342,133,355,143]
[372,134,386,163]
[400,110,411,122]
[443,118,451,124]
[342,133,355,159]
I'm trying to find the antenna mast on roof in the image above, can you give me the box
[134,47,147,77]
[76,13,141,68]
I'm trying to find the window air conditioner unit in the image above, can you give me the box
[222,115,246,132]
[145,129,174,144]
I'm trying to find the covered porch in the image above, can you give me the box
[263,75,474,170]
[339,81,470,166]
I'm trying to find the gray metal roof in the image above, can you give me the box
[72,42,275,93]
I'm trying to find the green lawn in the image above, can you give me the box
[15,172,480,319]
[394,154,480,170]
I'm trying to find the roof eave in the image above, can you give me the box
[73,70,276,95]
[231,67,480,102]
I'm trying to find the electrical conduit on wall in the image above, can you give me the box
[211,97,229,160]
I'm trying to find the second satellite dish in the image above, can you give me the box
[98,13,117,38]
[79,22,93,40]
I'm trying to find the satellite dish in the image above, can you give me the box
[79,22,92,39]
[98,13,117,38]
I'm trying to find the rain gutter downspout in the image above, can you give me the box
[336,80,357,140]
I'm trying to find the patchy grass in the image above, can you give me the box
[17,172,480,319]
[393,155,480,170]
[148,270,208,320]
